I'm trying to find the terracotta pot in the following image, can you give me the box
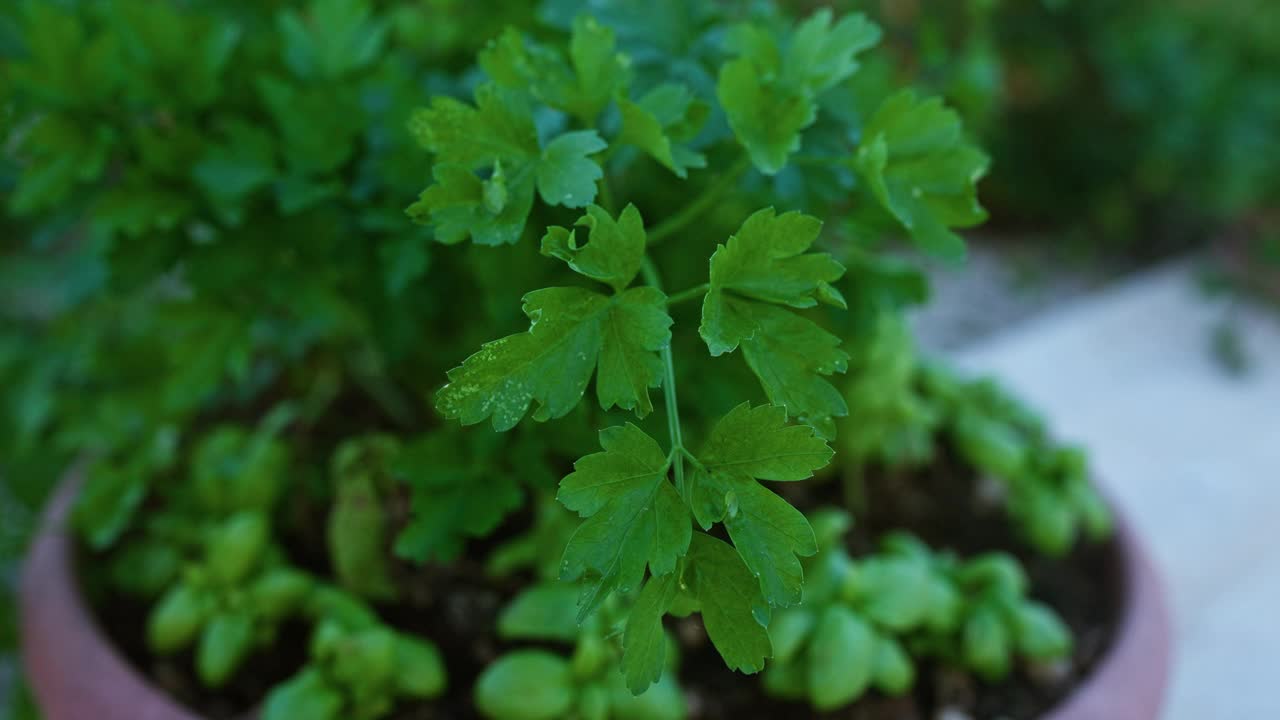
[21,470,1170,720]
[1041,514,1171,720]
[21,472,201,720]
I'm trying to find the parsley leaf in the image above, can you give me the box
[685,533,772,674]
[618,84,709,178]
[537,130,607,209]
[407,84,608,245]
[691,404,830,607]
[854,89,990,261]
[541,204,646,292]
[700,208,850,436]
[278,0,388,81]
[740,305,850,440]
[718,10,880,174]
[622,572,679,694]
[557,424,690,620]
[480,16,630,126]
[436,285,671,429]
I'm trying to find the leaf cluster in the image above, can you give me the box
[763,510,1072,709]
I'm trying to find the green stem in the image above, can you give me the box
[647,155,751,246]
[598,173,618,215]
[641,257,686,495]
[665,283,710,307]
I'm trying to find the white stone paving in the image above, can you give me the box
[955,259,1280,720]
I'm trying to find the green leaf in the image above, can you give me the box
[278,0,388,80]
[701,208,849,435]
[704,209,845,317]
[608,672,687,720]
[407,84,545,245]
[197,611,255,688]
[498,583,583,642]
[1010,601,1072,660]
[393,635,447,698]
[740,306,850,439]
[871,635,914,694]
[248,568,314,620]
[855,556,934,631]
[700,402,835,481]
[541,204,646,292]
[394,433,524,563]
[618,84,709,178]
[537,130,607,209]
[205,510,270,586]
[718,10,880,174]
[437,287,671,430]
[148,581,214,654]
[717,57,812,175]
[328,469,396,600]
[807,605,876,710]
[409,84,538,167]
[558,424,690,619]
[854,89,989,261]
[622,572,679,694]
[782,9,880,93]
[480,16,629,125]
[329,626,397,692]
[963,604,1012,681]
[768,607,816,663]
[697,476,814,609]
[409,161,535,246]
[684,534,772,674]
[475,651,576,720]
[690,404,828,607]
[262,669,344,720]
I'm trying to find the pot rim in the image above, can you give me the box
[1040,509,1171,720]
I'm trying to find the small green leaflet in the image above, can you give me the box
[618,83,709,178]
[700,208,850,436]
[808,605,877,709]
[436,286,670,430]
[278,0,388,81]
[497,583,582,643]
[438,206,670,429]
[718,10,880,174]
[685,533,773,674]
[541,204,646,293]
[740,304,850,440]
[480,16,630,126]
[691,404,831,607]
[537,131,607,208]
[622,572,679,694]
[557,424,690,620]
[406,84,607,245]
[854,89,990,262]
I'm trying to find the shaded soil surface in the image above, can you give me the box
[87,443,1119,720]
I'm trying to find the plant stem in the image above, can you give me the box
[598,172,618,215]
[641,257,686,494]
[665,283,710,307]
[647,155,751,246]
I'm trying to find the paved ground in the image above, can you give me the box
[956,259,1280,720]
[911,240,1113,353]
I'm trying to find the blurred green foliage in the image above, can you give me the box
[862,0,1280,251]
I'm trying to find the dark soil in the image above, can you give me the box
[87,442,1120,720]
